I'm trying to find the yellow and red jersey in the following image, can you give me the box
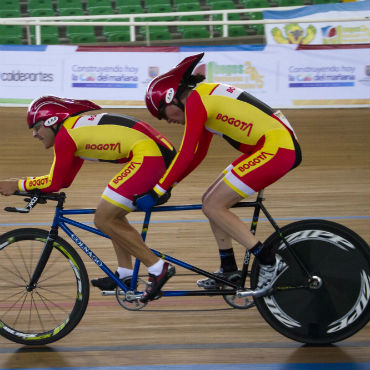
[154,83,299,196]
[19,113,175,193]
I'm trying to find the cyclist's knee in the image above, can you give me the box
[94,208,108,231]
[202,197,219,220]
[201,189,210,204]
[94,204,115,230]
[95,203,129,232]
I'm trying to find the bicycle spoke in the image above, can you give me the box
[1,289,28,320]
[1,250,28,284]
[36,291,71,313]
[17,242,32,281]
[30,291,46,333]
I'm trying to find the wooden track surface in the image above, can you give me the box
[0,107,369,369]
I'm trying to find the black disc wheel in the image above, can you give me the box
[251,220,370,344]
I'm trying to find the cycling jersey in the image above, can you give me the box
[153,83,301,198]
[19,113,176,211]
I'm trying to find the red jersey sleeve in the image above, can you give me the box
[176,128,213,184]
[154,91,208,195]
[19,127,84,193]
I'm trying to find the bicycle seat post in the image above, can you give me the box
[250,190,265,235]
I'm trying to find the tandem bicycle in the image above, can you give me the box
[0,190,369,345]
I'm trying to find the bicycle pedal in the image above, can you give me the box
[101,290,116,296]
[152,291,163,300]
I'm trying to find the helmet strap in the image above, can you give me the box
[173,99,185,112]
[50,122,62,136]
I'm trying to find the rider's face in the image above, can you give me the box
[163,101,185,125]
[32,122,55,149]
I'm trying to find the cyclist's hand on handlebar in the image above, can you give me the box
[0,180,19,196]
[156,187,172,206]
[134,188,173,211]
[133,189,159,211]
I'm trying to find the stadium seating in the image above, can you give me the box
[0,35,22,44]
[176,2,202,12]
[105,31,130,42]
[146,4,175,22]
[69,33,97,43]
[0,9,21,17]
[27,0,53,12]
[208,0,235,9]
[59,8,85,16]
[180,25,210,39]
[103,18,130,42]
[0,0,295,44]
[147,27,173,41]
[66,25,97,43]
[144,0,173,7]
[88,6,115,16]
[277,0,305,6]
[0,24,23,44]
[229,25,247,37]
[28,9,55,17]
[86,0,112,8]
[240,0,270,8]
[248,23,265,35]
[116,5,144,15]
[0,0,19,12]
[30,25,60,44]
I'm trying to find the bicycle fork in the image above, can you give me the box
[26,227,58,292]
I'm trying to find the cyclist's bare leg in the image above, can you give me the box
[203,174,234,251]
[94,199,159,267]
[111,240,133,269]
[202,180,259,250]
[209,219,233,250]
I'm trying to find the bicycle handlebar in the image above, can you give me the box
[4,190,63,213]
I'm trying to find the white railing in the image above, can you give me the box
[0,7,369,45]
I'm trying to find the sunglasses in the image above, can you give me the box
[157,101,167,120]
[33,121,44,132]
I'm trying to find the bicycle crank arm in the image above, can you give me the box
[101,290,116,296]
[236,286,273,298]
[101,290,143,301]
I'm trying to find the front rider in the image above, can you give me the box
[0,96,176,303]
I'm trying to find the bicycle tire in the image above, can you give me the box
[250,219,370,344]
[0,228,89,345]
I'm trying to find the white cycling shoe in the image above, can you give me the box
[257,255,288,291]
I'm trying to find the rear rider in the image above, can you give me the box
[0,96,176,302]
[135,53,302,291]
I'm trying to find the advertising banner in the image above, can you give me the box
[182,44,370,108]
[263,1,370,45]
[197,46,277,105]
[272,44,370,107]
[0,46,65,104]
[62,51,183,105]
[0,44,369,108]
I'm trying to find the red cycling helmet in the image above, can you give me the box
[27,96,101,129]
[145,52,204,119]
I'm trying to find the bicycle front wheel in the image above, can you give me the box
[251,220,370,344]
[0,228,89,345]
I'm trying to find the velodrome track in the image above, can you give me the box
[0,107,369,369]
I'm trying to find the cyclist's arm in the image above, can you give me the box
[18,128,84,193]
[153,91,208,195]
[176,128,213,184]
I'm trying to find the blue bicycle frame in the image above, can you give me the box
[50,190,276,297]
